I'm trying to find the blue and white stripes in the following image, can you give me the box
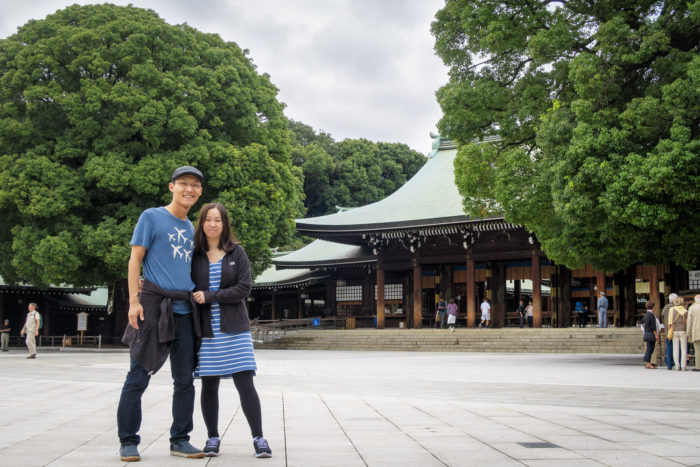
[195,259,257,377]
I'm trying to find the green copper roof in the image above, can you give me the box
[295,140,503,234]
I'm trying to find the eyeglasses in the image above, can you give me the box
[174,181,202,189]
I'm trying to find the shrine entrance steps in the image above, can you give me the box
[254,327,644,354]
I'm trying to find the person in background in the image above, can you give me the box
[517,299,526,329]
[669,295,689,371]
[642,300,659,369]
[192,202,271,459]
[575,301,586,328]
[687,294,700,372]
[1,319,11,351]
[597,292,609,328]
[660,293,678,370]
[437,297,447,329]
[526,301,534,328]
[446,298,458,332]
[20,303,40,359]
[480,298,491,328]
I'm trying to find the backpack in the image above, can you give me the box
[575,302,584,313]
[37,312,43,329]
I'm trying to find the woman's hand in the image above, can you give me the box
[193,291,206,304]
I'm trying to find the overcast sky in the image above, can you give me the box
[0,0,448,155]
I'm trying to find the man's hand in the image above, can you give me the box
[128,303,145,329]
[34,330,38,336]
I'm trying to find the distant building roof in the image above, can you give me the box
[295,138,511,242]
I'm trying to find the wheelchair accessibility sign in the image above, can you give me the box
[312,318,320,327]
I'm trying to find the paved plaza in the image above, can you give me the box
[1,347,699,466]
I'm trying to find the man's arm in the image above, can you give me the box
[128,245,147,329]
[34,315,40,335]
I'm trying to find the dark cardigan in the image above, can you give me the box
[192,244,253,336]
[121,279,201,375]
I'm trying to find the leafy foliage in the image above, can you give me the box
[289,120,426,217]
[433,0,700,271]
[0,4,303,286]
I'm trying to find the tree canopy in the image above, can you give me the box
[433,0,700,271]
[289,120,426,218]
[0,4,303,286]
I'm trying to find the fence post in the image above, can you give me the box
[98,334,102,349]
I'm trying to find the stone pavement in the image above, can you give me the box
[1,348,699,467]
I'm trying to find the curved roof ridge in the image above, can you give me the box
[296,143,501,231]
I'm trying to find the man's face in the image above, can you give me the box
[28,304,35,312]
[169,175,202,209]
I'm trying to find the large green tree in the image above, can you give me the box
[433,0,700,271]
[289,120,426,217]
[0,4,303,288]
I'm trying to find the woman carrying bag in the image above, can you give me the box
[669,296,689,371]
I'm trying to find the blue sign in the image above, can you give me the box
[312,318,320,327]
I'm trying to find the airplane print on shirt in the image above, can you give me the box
[168,226,193,263]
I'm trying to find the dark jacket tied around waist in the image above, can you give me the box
[192,244,253,336]
[121,279,201,375]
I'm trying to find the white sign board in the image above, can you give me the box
[689,270,700,282]
[77,312,89,331]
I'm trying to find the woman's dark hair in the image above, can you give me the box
[194,203,239,253]
[645,300,655,310]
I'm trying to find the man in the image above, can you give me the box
[437,297,447,329]
[1,319,10,351]
[517,299,526,328]
[20,303,40,359]
[660,293,678,370]
[597,292,609,328]
[687,294,700,372]
[480,298,491,328]
[116,166,205,462]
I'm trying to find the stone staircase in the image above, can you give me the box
[255,327,645,354]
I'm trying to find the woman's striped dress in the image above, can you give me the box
[195,258,257,377]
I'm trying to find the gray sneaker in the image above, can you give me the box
[253,437,272,458]
[119,444,140,462]
[170,440,205,458]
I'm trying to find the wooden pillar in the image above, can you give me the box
[271,291,276,320]
[532,252,542,328]
[649,265,659,315]
[376,266,385,329]
[297,291,304,320]
[492,262,506,328]
[596,270,606,297]
[558,266,572,328]
[326,281,335,318]
[466,258,476,328]
[412,256,422,329]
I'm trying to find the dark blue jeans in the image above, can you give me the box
[665,338,673,369]
[117,313,196,445]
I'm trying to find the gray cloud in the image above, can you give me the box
[0,0,447,153]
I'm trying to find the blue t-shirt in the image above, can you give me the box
[131,207,195,314]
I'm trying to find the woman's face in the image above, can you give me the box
[203,207,224,242]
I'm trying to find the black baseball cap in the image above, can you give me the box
[171,166,203,183]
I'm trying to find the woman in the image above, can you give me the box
[191,203,272,458]
[641,300,659,369]
[669,295,689,371]
[446,298,458,332]
[526,301,534,328]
